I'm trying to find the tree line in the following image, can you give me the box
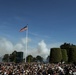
[2,51,43,63]
[49,43,76,63]
[2,42,76,63]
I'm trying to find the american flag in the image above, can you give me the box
[20,25,28,32]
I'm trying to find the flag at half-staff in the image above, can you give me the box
[20,25,28,32]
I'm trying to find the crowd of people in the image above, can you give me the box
[0,62,76,75]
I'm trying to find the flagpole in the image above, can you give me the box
[25,25,28,62]
[19,25,28,62]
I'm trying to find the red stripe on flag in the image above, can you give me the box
[20,26,28,32]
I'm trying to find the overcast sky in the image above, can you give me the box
[0,0,76,58]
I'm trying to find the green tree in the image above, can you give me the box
[33,57,37,62]
[60,43,71,55]
[61,49,68,62]
[60,43,76,62]
[69,47,76,63]
[2,54,9,62]
[50,48,62,63]
[26,55,33,62]
[36,55,43,62]
[9,51,17,62]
